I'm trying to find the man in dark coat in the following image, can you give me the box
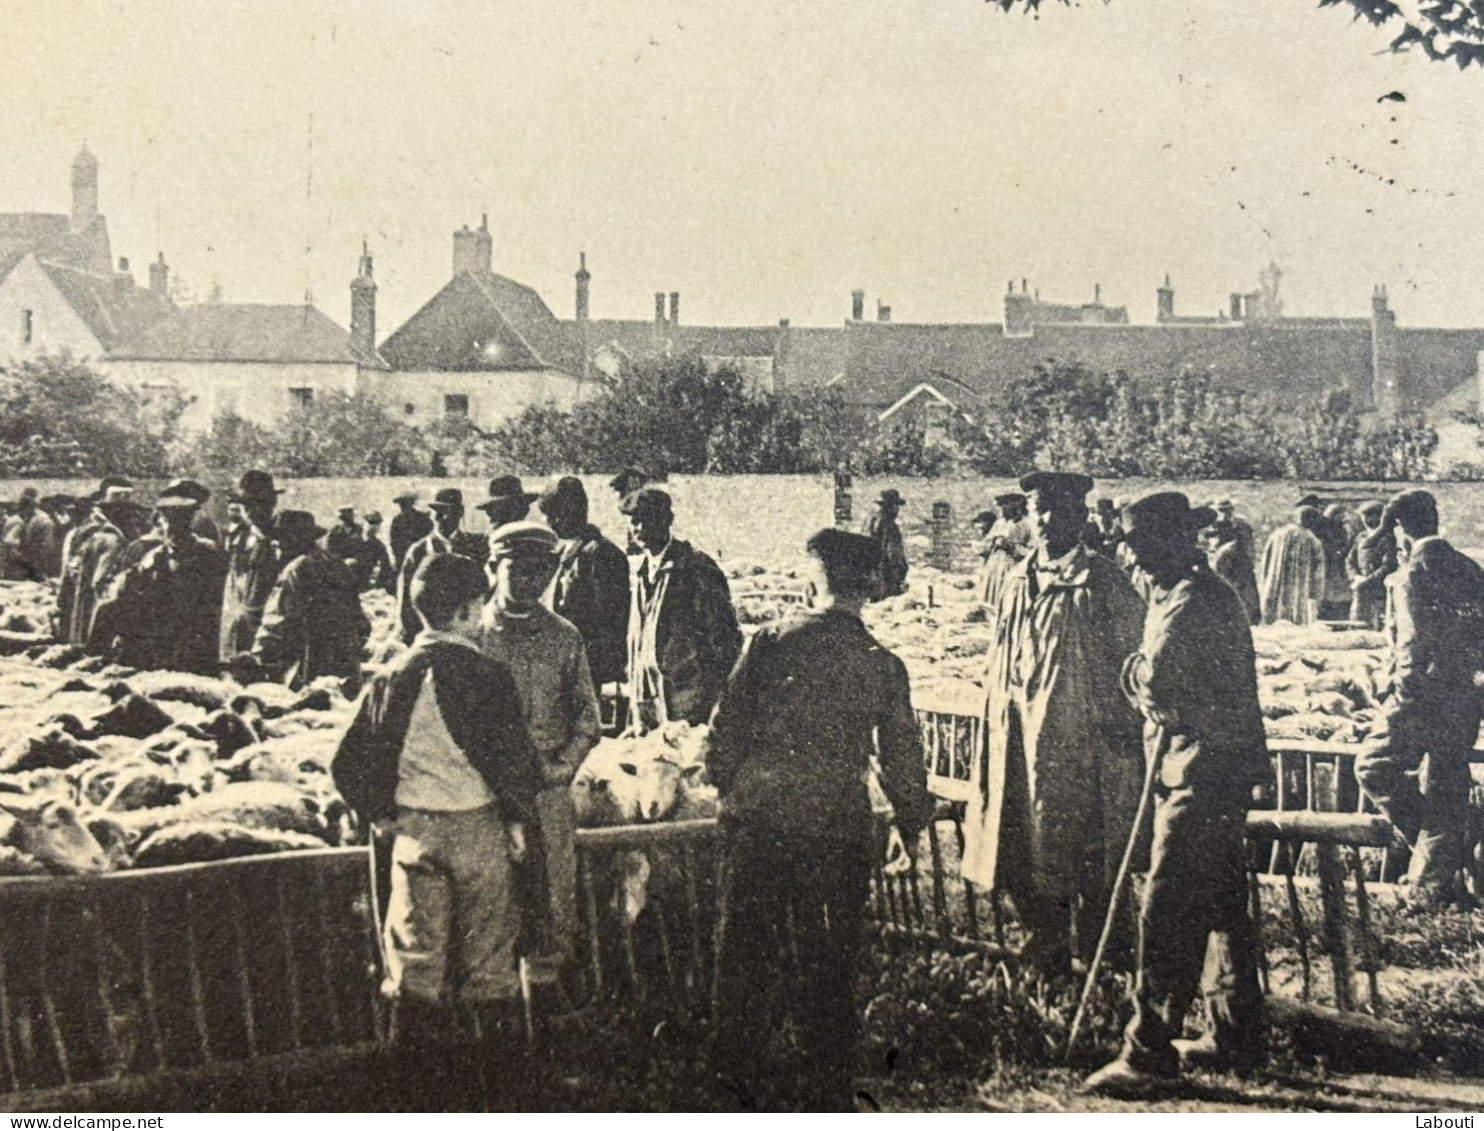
[326,506,364,569]
[707,528,933,1111]
[220,470,284,662]
[538,477,630,690]
[358,511,395,593]
[622,486,741,731]
[250,510,371,694]
[397,488,487,644]
[389,492,433,573]
[1084,492,1270,1095]
[1345,500,1397,630]
[1355,490,1484,909]
[56,478,127,644]
[12,487,58,583]
[93,480,228,675]
[860,487,909,599]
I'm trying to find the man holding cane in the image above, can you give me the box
[1083,491,1271,1095]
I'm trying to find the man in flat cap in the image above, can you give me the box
[249,511,371,695]
[860,487,909,599]
[1084,492,1269,1095]
[479,521,600,978]
[221,470,285,664]
[475,475,537,534]
[389,491,433,575]
[539,477,630,694]
[622,486,741,731]
[707,528,932,1110]
[93,480,227,675]
[1344,500,1397,630]
[962,470,1145,976]
[397,488,486,645]
[1355,490,1484,909]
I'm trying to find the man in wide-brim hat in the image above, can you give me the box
[1084,491,1269,1095]
[221,470,285,664]
[962,470,1145,976]
[475,475,538,532]
[860,488,909,599]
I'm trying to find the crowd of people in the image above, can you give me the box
[14,464,1484,1109]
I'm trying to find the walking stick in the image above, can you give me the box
[1065,744,1162,1060]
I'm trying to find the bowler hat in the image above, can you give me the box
[1120,491,1216,539]
[276,510,326,543]
[230,470,284,504]
[393,491,419,505]
[475,475,538,514]
[1020,471,1094,500]
[487,520,559,560]
[876,488,906,506]
[428,488,464,511]
[538,476,588,516]
[154,479,212,510]
[364,510,383,525]
[620,485,673,519]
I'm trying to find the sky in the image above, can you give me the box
[2,0,1481,334]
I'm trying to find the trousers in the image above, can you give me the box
[1356,737,1473,899]
[382,806,520,1004]
[535,785,578,959]
[711,823,872,1111]
[1123,787,1261,1072]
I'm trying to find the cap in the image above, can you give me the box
[538,476,588,516]
[276,510,326,542]
[475,475,538,513]
[620,485,673,519]
[337,505,355,518]
[153,479,212,510]
[1120,491,1216,539]
[1020,471,1094,500]
[428,488,464,511]
[487,520,560,561]
[805,527,880,579]
[230,470,283,504]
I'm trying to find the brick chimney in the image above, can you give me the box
[574,252,590,321]
[654,292,667,325]
[876,301,891,323]
[851,289,865,321]
[1093,282,1102,306]
[453,213,493,277]
[350,240,377,359]
[669,291,680,327]
[1370,284,1399,417]
[1004,280,1034,337]
[149,252,169,297]
[1229,293,1244,321]
[114,257,134,297]
[1157,273,1174,323]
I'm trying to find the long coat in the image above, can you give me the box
[1259,524,1325,625]
[94,534,228,675]
[253,546,371,692]
[861,512,909,598]
[1211,540,1261,626]
[626,540,742,729]
[961,544,1145,906]
[221,522,281,660]
[975,536,1030,617]
[549,524,631,688]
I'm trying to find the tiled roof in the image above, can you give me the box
[0,213,113,276]
[38,263,173,349]
[380,271,570,372]
[110,303,386,368]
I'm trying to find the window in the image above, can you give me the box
[20,310,32,345]
[288,387,314,409]
[443,394,470,418]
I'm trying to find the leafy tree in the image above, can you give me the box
[0,352,184,477]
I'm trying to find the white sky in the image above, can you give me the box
[2,0,1480,333]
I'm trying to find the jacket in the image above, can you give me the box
[389,508,434,571]
[1211,540,1261,627]
[860,512,909,598]
[707,608,933,846]
[626,539,742,729]
[93,534,228,675]
[1123,559,1271,803]
[550,524,631,687]
[253,546,372,692]
[397,528,489,643]
[325,522,363,569]
[332,634,539,825]
[221,521,281,660]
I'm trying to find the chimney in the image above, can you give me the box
[1157,273,1175,323]
[70,145,98,234]
[149,252,169,297]
[876,301,891,323]
[654,292,667,325]
[1229,293,1244,321]
[851,289,865,321]
[1094,282,1102,306]
[669,291,680,327]
[118,256,130,273]
[574,252,590,321]
[1022,278,1028,296]
[1370,284,1399,417]
[113,257,134,297]
[452,214,493,277]
[350,240,377,359]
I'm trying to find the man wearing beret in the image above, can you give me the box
[707,528,932,1110]
[1355,490,1484,910]
[1084,492,1270,1094]
[962,471,1145,976]
[1344,500,1397,631]
[622,487,741,731]
[539,477,631,693]
[250,511,371,694]
[479,521,600,976]
[93,480,227,675]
